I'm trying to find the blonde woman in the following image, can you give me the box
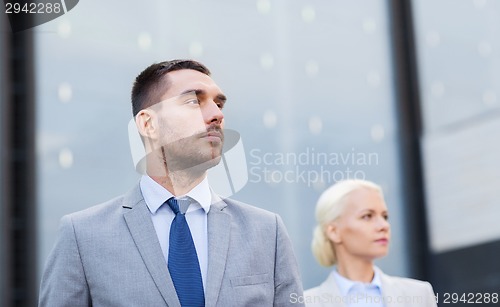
[304,180,437,307]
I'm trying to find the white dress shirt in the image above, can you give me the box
[332,266,384,307]
[140,175,211,291]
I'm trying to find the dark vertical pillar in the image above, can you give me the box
[387,0,431,280]
[1,10,13,307]
[1,12,37,307]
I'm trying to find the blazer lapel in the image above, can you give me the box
[122,186,181,307]
[204,197,231,307]
[377,267,399,307]
[320,272,347,307]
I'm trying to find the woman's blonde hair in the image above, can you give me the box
[311,179,383,266]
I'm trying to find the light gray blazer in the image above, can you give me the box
[39,184,304,307]
[303,267,437,307]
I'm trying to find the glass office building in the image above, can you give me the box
[1,1,499,306]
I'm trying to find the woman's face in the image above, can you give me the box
[327,188,390,262]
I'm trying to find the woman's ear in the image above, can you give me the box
[326,222,342,244]
[135,109,158,140]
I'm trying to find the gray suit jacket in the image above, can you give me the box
[303,267,437,307]
[39,184,305,307]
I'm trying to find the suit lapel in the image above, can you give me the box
[122,186,181,307]
[204,197,231,307]
[377,267,399,307]
[320,272,347,307]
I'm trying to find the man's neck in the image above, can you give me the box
[149,171,206,196]
[144,151,209,196]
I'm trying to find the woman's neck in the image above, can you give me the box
[335,257,375,283]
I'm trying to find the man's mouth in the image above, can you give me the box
[201,129,223,143]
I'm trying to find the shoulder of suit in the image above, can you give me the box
[384,274,432,287]
[380,271,434,296]
[64,194,127,222]
[220,197,278,221]
[381,273,436,306]
[63,183,144,222]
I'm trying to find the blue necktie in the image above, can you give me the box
[167,197,205,307]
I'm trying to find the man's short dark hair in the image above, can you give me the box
[131,59,211,116]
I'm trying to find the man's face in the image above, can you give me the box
[149,69,226,173]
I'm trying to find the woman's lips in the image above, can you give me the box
[375,238,389,245]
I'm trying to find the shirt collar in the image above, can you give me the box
[371,267,382,288]
[140,175,212,215]
[331,266,382,296]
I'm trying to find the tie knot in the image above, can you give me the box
[166,197,191,215]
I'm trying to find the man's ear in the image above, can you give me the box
[326,222,342,244]
[135,109,158,140]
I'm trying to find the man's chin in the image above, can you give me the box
[203,154,222,169]
[181,155,221,174]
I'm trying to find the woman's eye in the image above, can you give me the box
[362,214,372,220]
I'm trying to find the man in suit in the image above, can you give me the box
[39,59,304,307]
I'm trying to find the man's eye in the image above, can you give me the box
[186,98,200,105]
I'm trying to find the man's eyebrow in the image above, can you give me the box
[179,89,199,96]
[216,93,227,103]
[179,89,227,102]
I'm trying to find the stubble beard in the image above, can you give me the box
[160,127,224,175]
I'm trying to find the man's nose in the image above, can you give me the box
[204,100,224,124]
